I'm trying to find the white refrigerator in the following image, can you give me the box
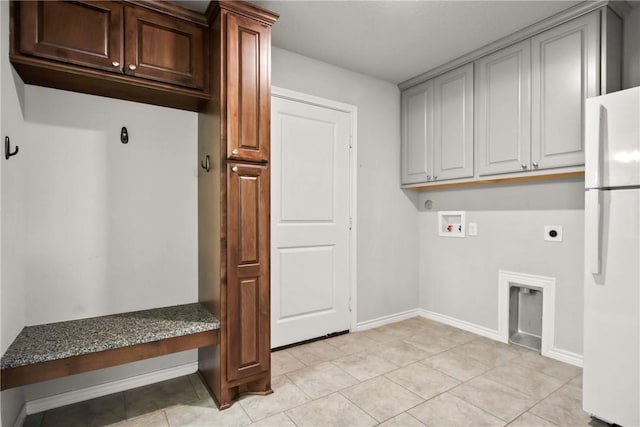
[584,86,640,427]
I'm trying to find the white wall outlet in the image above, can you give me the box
[468,222,478,236]
[544,225,563,242]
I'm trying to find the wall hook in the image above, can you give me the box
[201,155,210,172]
[120,127,129,144]
[5,136,19,160]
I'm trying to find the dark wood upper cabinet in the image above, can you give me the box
[11,0,209,111]
[124,5,205,89]
[18,1,124,74]
[226,13,271,163]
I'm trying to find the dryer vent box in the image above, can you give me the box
[438,211,466,238]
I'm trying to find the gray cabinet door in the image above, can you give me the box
[433,63,474,181]
[476,41,531,176]
[401,81,433,184]
[531,11,599,170]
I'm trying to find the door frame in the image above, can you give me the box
[271,86,358,333]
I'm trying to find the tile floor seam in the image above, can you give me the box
[480,366,567,403]
[446,378,530,423]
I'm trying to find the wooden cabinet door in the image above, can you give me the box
[476,41,531,176]
[18,1,123,73]
[531,12,599,171]
[226,13,271,163]
[401,81,433,184]
[227,162,270,382]
[124,6,206,89]
[433,63,474,181]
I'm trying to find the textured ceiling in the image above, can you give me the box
[178,1,582,84]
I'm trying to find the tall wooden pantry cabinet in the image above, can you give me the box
[197,1,278,409]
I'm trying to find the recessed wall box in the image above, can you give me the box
[438,211,466,237]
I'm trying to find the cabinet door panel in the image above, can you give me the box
[227,13,271,162]
[19,1,122,73]
[531,12,599,170]
[401,81,433,184]
[124,6,206,89]
[433,63,474,181]
[227,163,270,382]
[476,41,531,176]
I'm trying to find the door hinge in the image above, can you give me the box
[349,136,353,149]
[349,217,352,230]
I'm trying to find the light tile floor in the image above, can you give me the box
[24,317,605,427]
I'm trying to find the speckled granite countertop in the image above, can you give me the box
[1,303,220,369]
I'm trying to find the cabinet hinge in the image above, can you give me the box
[349,217,353,230]
[349,136,353,149]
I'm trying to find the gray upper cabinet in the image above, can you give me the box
[531,12,599,171]
[476,41,531,176]
[433,63,474,181]
[400,6,618,187]
[401,80,433,184]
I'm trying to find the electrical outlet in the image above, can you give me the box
[544,225,563,242]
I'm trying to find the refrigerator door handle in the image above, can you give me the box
[594,105,605,188]
[586,190,603,275]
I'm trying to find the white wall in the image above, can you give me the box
[21,86,198,324]
[271,48,420,323]
[1,0,27,424]
[417,179,585,355]
[623,6,640,89]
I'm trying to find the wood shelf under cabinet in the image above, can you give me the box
[402,170,585,191]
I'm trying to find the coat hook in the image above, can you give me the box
[5,136,18,160]
[120,127,129,144]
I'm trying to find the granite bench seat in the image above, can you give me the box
[0,303,220,390]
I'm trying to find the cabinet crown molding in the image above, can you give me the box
[207,1,279,26]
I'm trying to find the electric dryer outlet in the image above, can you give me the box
[544,225,563,242]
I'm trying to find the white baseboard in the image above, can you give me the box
[26,362,198,415]
[355,308,420,331]
[418,309,583,368]
[13,404,27,427]
[418,309,503,341]
[545,347,583,368]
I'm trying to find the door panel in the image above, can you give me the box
[583,189,639,427]
[227,162,270,381]
[433,63,474,181]
[124,6,205,89]
[227,13,270,162]
[531,12,598,170]
[476,41,531,176]
[19,1,123,73]
[401,81,433,184]
[271,95,352,348]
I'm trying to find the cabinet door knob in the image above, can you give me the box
[112,61,120,67]
[426,175,431,181]
[521,163,528,169]
[231,166,238,172]
[532,162,539,168]
[232,149,239,155]
[433,175,438,180]
[128,64,137,71]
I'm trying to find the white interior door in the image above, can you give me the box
[271,91,353,348]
